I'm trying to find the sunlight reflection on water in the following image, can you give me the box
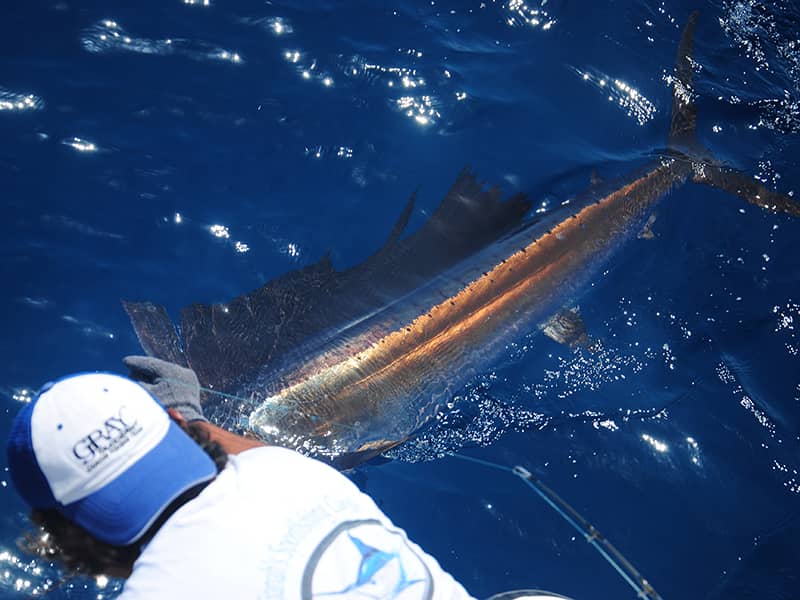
[0,89,42,112]
[81,19,243,64]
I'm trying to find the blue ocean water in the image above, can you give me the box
[2,0,799,598]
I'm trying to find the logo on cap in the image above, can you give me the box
[71,406,143,473]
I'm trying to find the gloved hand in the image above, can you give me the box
[123,356,207,422]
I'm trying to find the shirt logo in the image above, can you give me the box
[301,519,433,600]
[71,407,143,472]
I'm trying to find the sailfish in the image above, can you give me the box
[124,13,799,467]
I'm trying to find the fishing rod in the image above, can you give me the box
[450,453,662,600]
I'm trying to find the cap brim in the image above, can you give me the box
[61,420,217,546]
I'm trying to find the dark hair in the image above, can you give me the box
[19,421,227,579]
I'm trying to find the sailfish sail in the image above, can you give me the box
[124,11,799,467]
[125,170,533,458]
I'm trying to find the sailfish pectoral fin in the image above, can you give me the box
[540,307,594,350]
[637,212,658,240]
[332,438,407,470]
[668,11,800,218]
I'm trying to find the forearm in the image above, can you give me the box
[193,421,267,455]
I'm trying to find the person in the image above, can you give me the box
[7,357,476,599]
[7,357,572,600]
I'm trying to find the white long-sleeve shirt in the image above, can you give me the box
[120,446,476,600]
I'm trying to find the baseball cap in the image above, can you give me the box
[6,372,217,546]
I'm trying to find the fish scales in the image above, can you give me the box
[247,161,692,452]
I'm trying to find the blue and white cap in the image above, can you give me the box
[6,372,217,546]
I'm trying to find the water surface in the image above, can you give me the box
[1,0,799,598]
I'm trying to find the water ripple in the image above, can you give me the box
[0,88,43,112]
[81,19,243,64]
[572,67,657,126]
[719,0,800,133]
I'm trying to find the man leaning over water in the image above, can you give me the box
[6,357,475,599]
[7,358,573,599]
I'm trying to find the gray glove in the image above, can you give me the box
[123,356,207,422]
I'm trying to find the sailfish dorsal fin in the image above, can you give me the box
[124,168,531,394]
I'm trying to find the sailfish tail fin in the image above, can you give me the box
[692,164,800,216]
[668,10,701,152]
[668,11,800,217]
